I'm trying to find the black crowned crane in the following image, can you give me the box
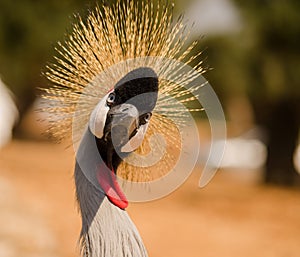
[42,1,205,256]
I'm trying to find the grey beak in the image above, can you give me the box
[104,103,139,150]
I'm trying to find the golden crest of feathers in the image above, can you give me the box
[42,0,205,182]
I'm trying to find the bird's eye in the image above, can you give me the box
[140,112,152,125]
[144,112,152,122]
[106,92,115,106]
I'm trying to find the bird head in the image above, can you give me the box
[43,0,206,214]
[89,67,158,171]
[80,67,159,209]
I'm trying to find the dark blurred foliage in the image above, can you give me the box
[0,0,98,114]
[201,0,300,185]
[203,0,300,99]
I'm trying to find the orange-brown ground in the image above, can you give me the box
[1,140,300,257]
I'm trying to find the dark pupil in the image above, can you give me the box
[108,93,115,102]
[139,112,151,125]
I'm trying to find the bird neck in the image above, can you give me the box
[75,163,148,257]
[75,128,148,256]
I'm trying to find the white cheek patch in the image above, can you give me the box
[89,94,110,138]
[121,123,149,153]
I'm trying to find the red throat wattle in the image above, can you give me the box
[96,165,128,210]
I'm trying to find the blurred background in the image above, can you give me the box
[0,0,299,257]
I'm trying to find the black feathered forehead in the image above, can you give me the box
[113,67,159,113]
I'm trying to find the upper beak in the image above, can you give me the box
[103,103,139,150]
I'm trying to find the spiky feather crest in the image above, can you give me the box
[42,0,205,182]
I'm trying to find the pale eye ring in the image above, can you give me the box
[106,92,115,105]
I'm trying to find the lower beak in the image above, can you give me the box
[104,103,139,150]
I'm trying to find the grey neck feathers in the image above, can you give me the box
[74,141,148,257]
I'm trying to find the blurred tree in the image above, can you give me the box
[0,0,98,119]
[202,0,300,185]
